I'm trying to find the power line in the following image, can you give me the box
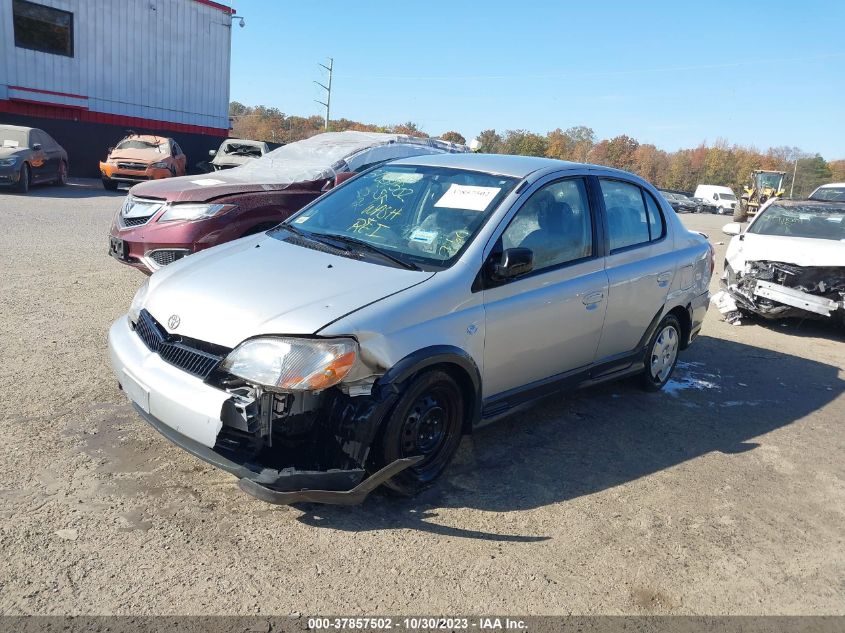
[314,57,333,131]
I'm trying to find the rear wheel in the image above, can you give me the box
[376,370,464,496]
[16,163,30,193]
[102,177,118,191]
[641,315,681,391]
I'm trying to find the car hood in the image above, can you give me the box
[726,233,845,269]
[128,172,320,202]
[144,233,435,348]
[108,147,167,162]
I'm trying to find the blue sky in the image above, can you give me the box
[227,0,845,159]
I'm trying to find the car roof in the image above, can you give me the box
[390,152,584,178]
[0,124,35,132]
[816,182,845,188]
[121,134,169,143]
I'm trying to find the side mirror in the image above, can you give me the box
[492,247,533,280]
[32,143,42,151]
[722,222,742,236]
[208,149,217,156]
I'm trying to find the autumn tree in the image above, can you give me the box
[476,129,502,153]
[500,130,548,156]
[439,131,466,144]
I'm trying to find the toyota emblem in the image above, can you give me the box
[167,314,181,330]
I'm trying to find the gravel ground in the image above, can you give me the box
[1,180,843,616]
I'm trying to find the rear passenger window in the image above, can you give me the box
[501,178,593,271]
[600,179,650,251]
[644,191,665,240]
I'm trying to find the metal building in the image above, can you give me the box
[0,0,234,176]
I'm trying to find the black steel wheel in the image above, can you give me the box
[16,163,30,193]
[54,160,67,186]
[102,177,118,191]
[376,370,464,496]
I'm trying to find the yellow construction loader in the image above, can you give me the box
[734,170,786,221]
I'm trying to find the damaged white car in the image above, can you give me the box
[714,199,845,324]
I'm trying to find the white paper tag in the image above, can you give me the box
[409,229,437,244]
[434,184,501,211]
[382,172,424,184]
[190,178,226,186]
[293,216,310,224]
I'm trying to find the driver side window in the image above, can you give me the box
[501,178,593,272]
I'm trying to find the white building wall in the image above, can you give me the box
[0,0,232,129]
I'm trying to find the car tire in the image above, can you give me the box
[641,314,681,392]
[16,163,30,193]
[375,370,464,496]
[102,177,119,191]
[54,160,67,186]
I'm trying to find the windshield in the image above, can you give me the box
[1,128,28,147]
[748,203,845,241]
[116,138,165,150]
[273,165,518,269]
[718,192,737,201]
[755,173,782,189]
[810,186,845,202]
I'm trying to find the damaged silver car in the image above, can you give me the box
[714,199,845,324]
[108,154,713,505]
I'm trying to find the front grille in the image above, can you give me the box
[117,161,148,171]
[134,309,225,379]
[148,249,188,267]
[121,215,152,227]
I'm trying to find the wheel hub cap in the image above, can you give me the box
[650,325,679,382]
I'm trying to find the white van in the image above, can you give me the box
[694,185,737,215]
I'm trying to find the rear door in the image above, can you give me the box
[481,175,608,397]
[29,130,53,181]
[593,177,676,362]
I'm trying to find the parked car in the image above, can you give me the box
[713,200,845,324]
[660,191,697,213]
[108,154,714,504]
[0,124,68,193]
[108,131,468,274]
[692,197,720,214]
[694,184,737,215]
[809,182,845,202]
[100,134,187,191]
[203,138,278,171]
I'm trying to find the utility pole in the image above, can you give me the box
[314,57,333,131]
[790,156,799,198]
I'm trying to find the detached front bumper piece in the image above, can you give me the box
[134,403,421,505]
[108,315,412,505]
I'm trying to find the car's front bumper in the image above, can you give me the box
[101,162,172,183]
[0,164,21,186]
[107,316,408,504]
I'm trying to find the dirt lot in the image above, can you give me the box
[1,181,843,616]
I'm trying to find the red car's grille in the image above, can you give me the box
[117,162,149,171]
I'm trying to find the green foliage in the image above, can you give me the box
[440,131,467,145]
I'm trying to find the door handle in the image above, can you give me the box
[582,291,605,306]
[657,271,673,287]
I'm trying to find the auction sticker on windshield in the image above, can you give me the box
[435,184,502,211]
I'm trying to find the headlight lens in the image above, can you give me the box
[220,337,358,391]
[0,156,19,167]
[158,203,234,222]
[128,278,150,324]
[150,161,169,168]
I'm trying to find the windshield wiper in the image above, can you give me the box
[319,233,421,271]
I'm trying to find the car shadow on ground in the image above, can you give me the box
[739,316,845,342]
[295,334,843,541]
[0,178,125,200]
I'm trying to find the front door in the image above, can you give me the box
[482,177,608,398]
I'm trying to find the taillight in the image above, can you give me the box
[707,242,716,278]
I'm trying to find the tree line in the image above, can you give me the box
[230,102,843,198]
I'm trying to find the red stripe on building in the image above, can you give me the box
[0,99,229,137]
[9,85,88,100]
[191,0,235,15]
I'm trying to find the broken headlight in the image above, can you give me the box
[220,337,358,391]
[128,277,150,324]
[158,203,235,222]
